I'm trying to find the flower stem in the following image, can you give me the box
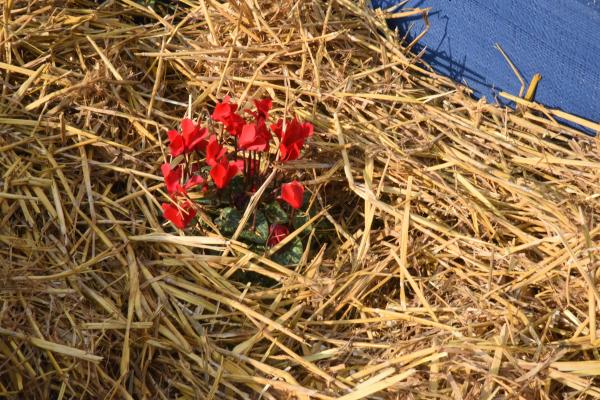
[246,152,250,187]
[251,151,256,190]
[257,151,261,177]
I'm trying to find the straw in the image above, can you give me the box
[1,0,599,398]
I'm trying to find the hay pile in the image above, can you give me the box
[1,0,600,398]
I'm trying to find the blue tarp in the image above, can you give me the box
[371,0,600,129]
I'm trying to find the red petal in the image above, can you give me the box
[187,127,209,152]
[167,129,179,142]
[212,97,238,123]
[162,203,183,228]
[183,175,205,191]
[277,118,311,161]
[270,119,284,139]
[161,163,182,194]
[161,162,172,178]
[282,118,305,144]
[234,157,258,176]
[211,159,239,189]
[169,134,185,157]
[281,180,304,209]
[267,223,290,247]
[226,161,240,182]
[279,142,302,161]
[210,159,228,189]
[181,119,204,152]
[238,124,257,149]
[253,98,272,119]
[181,202,197,227]
[181,118,196,136]
[233,159,244,171]
[225,113,246,137]
[302,122,314,138]
[162,201,196,229]
[206,135,226,166]
[239,122,269,151]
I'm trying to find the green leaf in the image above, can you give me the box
[264,201,288,224]
[216,207,270,245]
[292,212,309,230]
[229,269,278,288]
[250,244,267,254]
[215,207,242,235]
[227,175,245,195]
[272,236,304,266]
[239,211,269,244]
[195,197,215,206]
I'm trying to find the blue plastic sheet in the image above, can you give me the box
[371,0,600,129]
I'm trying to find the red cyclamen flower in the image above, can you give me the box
[212,96,245,136]
[267,224,290,247]
[210,158,239,189]
[238,120,270,152]
[167,118,208,157]
[162,200,196,229]
[212,96,237,121]
[161,163,182,195]
[162,163,205,195]
[233,157,258,177]
[205,135,227,166]
[271,118,313,161]
[181,175,206,192]
[248,98,272,121]
[254,98,272,118]
[280,180,304,209]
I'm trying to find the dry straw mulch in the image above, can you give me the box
[2,0,600,398]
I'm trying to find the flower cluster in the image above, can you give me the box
[160,97,313,248]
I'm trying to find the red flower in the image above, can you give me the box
[182,119,208,152]
[206,135,227,166]
[161,163,182,195]
[271,118,313,161]
[162,163,205,195]
[212,96,237,122]
[233,157,258,177]
[212,96,245,136]
[225,113,246,137]
[210,158,239,189]
[162,200,196,229]
[167,118,208,156]
[182,175,206,192]
[280,180,304,209]
[267,224,290,247]
[247,98,272,121]
[238,121,270,152]
[270,119,283,138]
[254,98,272,119]
[167,130,185,157]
